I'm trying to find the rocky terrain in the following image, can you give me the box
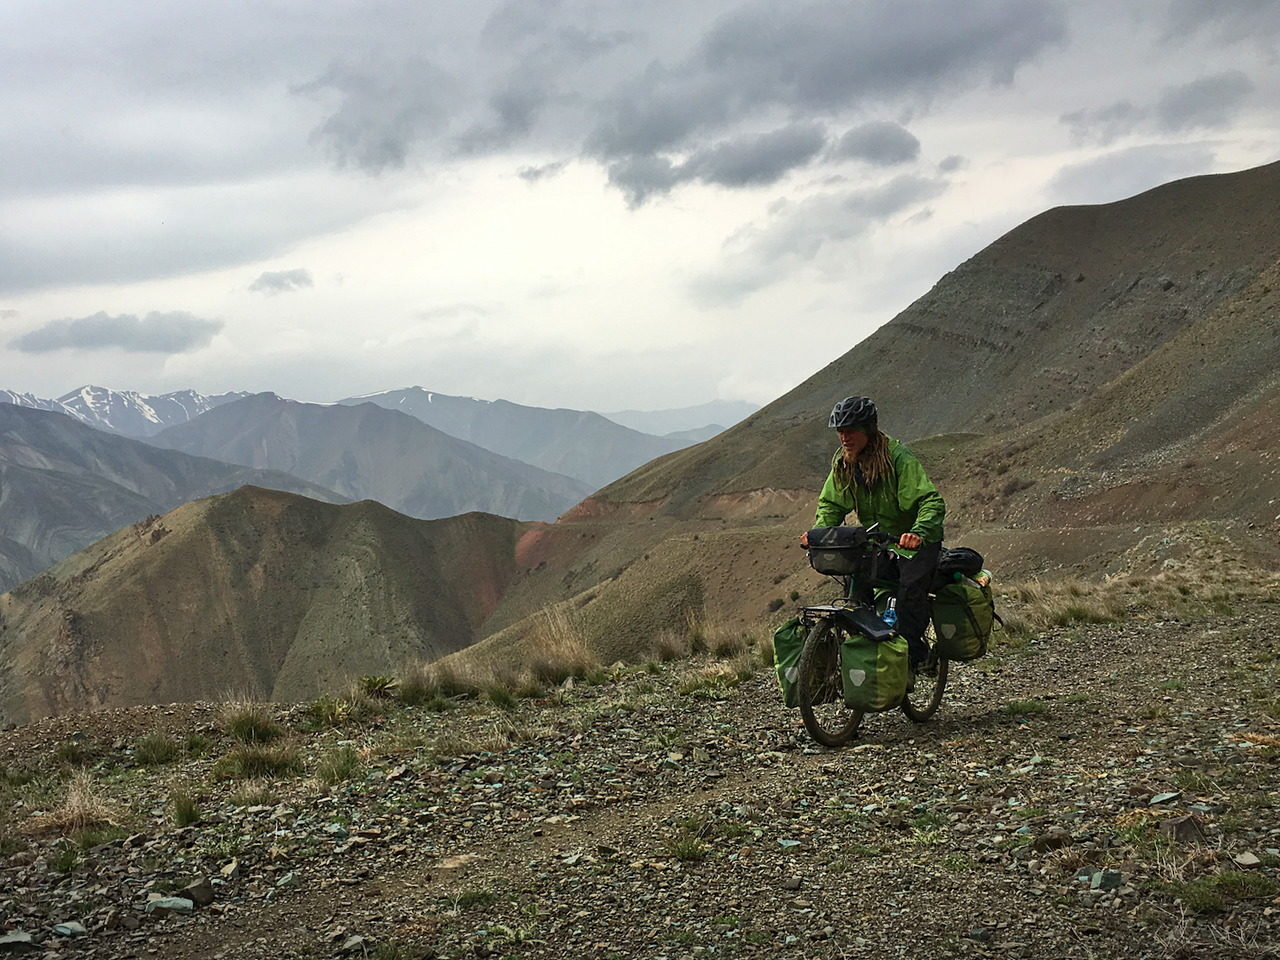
[2,575,1277,959]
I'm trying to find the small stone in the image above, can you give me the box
[965,928,992,942]
[1090,870,1123,891]
[782,877,802,890]
[1232,852,1262,869]
[220,859,241,879]
[1160,815,1205,845]
[52,922,87,937]
[336,935,369,955]
[1150,791,1181,805]
[178,878,215,907]
[144,897,195,916]
[0,931,36,952]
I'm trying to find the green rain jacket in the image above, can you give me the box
[814,436,945,544]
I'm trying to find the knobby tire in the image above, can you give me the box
[901,623,948,722]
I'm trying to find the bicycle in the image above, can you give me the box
[796,525,948,747]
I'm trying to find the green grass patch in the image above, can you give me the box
[134,732,181,766]
[316,746,363,786]
[1002,699,1049,717]
[169,785,201,827]
[221,702,284,744]
[1158,871,1279,913]
[665,816,710,862]
[212,743,303,780]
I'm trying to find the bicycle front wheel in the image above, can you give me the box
[797,619,863,747]
[901,623,948,722]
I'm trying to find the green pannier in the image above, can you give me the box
[841,632,909,712]
[772,616,808,708]
[931,572,996,661]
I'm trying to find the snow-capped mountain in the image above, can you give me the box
[1,385,250,437]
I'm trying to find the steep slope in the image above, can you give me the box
[0,486,526,722]
[0,404,345,591]
[336,387,692,489]
[150,393,592,521]
[596,160,1280,516]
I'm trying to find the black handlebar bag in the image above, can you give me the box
[805,525,871,578]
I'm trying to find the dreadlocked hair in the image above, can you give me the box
[831,428,896,492]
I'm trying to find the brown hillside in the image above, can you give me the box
[597,160,1280,516]
[0,487,526,724]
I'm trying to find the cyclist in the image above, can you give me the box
[799,396,946,672]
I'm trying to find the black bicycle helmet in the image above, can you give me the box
[828,396,877,430]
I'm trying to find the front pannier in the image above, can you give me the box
[840,631,908,712]
[805,525,870,577]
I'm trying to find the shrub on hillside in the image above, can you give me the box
[134,733,180,766]
[212,743,302,780]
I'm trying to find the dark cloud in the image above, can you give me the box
[605,122,829,205]
[937,154,966,173]
[517,160,569,182]
[686,123,828,186]
[10,311,223,354]
[249,269,314,295]
[1047,143,1216,205]
[1155,71,1254,131]
[692,174,948,303]
[833,121,921,166]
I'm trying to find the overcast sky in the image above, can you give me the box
[1,0,1277,410]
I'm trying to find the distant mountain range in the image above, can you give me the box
[149,393,592,522]
[335,387,747,488]
[0,386,249,437]
[0,403,344,591]
[598,399,757,437]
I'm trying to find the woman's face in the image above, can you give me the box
[836,426,868,460]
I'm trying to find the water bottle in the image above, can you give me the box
[882,597,898,630]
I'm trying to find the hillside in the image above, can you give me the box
[0,486,526,723]
[149,393,592,522]
[0,405,344,592]
[335,387,695,489]
[596,160,1280,516]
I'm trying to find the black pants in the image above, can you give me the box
[884,541,940,667]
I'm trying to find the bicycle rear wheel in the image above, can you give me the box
[797,619,863,747]
[901,623,948,722]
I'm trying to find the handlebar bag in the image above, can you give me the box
[805,525,870,577]
[931,572,996,661]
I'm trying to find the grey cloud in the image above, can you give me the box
[1048,143,1216,205]
[1165,0,1280,43]
[1061,100,1145,146]
[834,121,921,166]
[938,155,966,172]
[249,269,314,295]
[687,123,828,186]
[1155,71,1253,132]
[298,58,457,173]
[606,122,828,205]
[518,160,569,182]
[11,311,223,354]
[0,309,18,319]
[693,174,948,303]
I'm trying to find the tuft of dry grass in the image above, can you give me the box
[651,629,686,662]
[212,743,303,780]
[229,779,279,807]
[525,607,601,686]
[37,771,118,836]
